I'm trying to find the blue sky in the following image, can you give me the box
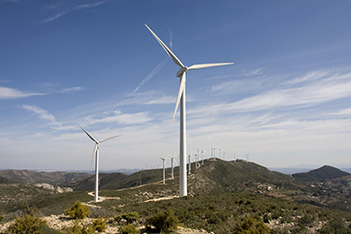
[1,0,351,171]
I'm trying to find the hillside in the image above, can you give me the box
[292,165,350,182]
[61,172,129,191]
[0,175,13,184]
[2,159,351,233]
[0,169,92,185]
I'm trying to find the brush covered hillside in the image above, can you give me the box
[0,169,92,185]
[292,165,350,182]
[2,159,351,233]
[62,159,297,194]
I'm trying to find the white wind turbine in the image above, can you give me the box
[146,25,233,197]
[79,125,122,202]
[160,157,166,184]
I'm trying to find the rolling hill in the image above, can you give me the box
[292,165,350,182]
[0,169,92,185]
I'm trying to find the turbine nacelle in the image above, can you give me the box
[176,66,188,77]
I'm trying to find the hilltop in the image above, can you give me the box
[292,165,350,182]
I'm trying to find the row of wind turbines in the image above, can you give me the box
[159,149,251,185]
[78,25,233,202]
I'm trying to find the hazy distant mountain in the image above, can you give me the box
[0,169,92,185]
[291,165,350,182]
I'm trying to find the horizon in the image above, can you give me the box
[1,1,350,171]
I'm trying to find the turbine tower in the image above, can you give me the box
[160,157,166,184]
[79,125,122,202]
[146,25,233,197]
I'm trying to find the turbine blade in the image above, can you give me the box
[78,124,98,144]
[90,144,98,170]
[188,62,233,70]
[172,72,186,123]
[145,24,184,68]
[99,134,123,143]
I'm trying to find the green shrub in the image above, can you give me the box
[233,216,270,234]
[115,212,140,224]
[65,201,91,219]
[91,217,107,232]
[318,216,350,234]
[0,214,4,223]
[146,209,179,233]
[263,214,272,223]
[7,213,46,234]
[120,224,140,234]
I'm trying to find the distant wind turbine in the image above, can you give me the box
[160,157,166,184]
[145,25,233,197]
[78,125,122,202]
[201,150,205,165]
[170,155,175,179]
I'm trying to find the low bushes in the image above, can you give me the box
[64,201,91,219]
[7,206,47,234]
[146,209,179,233]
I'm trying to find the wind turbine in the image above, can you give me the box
[201,150,205,165]
[146,25,233,197]
[79,125,122,202]
[160,157,166,184]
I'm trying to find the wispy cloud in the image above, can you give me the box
[0,86,46,100]
[192,68,351,116]
[331,108,351,117]
[134,59,167,93]
[286,70,329,85]
[42,0,109,23]
[243,68,263,76]
[57,86,84,93]
[21,105,58,124]
[146,96,174,104]
[81,110,153,125]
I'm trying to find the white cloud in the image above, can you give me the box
[57,86,84,93]
[21,105,57,123]
[81,111,153,126]
[42,0,109,23]
[146,96,174,104]
[331,108,351,116]
[243,68,263,76]
[194,70,351,115]
[0,86,46,99]
[286,70,330,85]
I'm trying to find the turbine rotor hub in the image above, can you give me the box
[176,66,188,77]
